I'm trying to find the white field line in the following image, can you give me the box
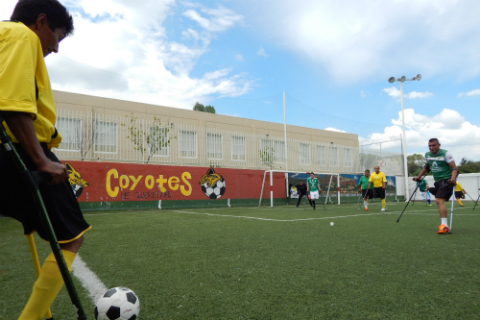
[173,209,475,222]
[71,254,108,305]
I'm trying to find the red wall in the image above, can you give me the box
[64,161,286,202]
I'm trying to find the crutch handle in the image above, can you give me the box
[32,171,53,186]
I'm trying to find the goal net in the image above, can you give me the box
[259,170,399,207]
[259,170,341,207]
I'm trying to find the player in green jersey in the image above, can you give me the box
[307,172,322,210]
[358,169,373,211]
[416,179,431,206]
[413,138,458,234]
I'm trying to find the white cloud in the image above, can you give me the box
[0,0,251,109]
[235,54,244,62]
[257,46,268,57]
[360,90,369,98]
[361,108,480,160]
[383,87,433,99]
[457,89,480,97]
[182,5,243,32]
[325,127,346,133]
[242,0,480,84]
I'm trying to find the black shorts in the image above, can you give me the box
[374,187,385,199]
[454,191,465,199]
[362,189,373,199]
[429,179,454,201]
[0,143,90,243]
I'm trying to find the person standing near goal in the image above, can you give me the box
[413,138,458,234]
[367,166,387,211]
[358,169,374,211]
[454,181,467,207]
[417,179,432,206]
[307,172,322,210]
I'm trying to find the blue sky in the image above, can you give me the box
[2,0,480,160]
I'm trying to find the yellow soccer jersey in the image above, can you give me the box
[455,182,463,192]
[369,172,387,188]
[0,21,61,149]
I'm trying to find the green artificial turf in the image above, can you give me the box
[1,201,479,319]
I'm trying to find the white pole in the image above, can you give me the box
[400,82,410,201]
[337,174,341,205]
[283,92,289,201]
[270,170,274,207]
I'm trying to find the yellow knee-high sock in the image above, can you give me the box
[381,199,386,208]
[19,250,76,320]
[457,199,463,206]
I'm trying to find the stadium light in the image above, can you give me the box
[388,74,422,201]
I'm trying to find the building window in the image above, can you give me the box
[207,133,223,160]
[343,147,353,167]
[149,126,169,157]
[317,145,327,166]
[56,117,81,151]
[329,146,339,166]
[94,120,117,153]
[274,140,285,163]
[231,136,246,161]
[299,143,311,165]
[179,130,197,158]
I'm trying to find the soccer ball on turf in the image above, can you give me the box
[95,287,140,320]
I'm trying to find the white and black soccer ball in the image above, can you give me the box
[95,287,140,320]
[201,176,226,199]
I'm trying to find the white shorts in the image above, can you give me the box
[419,191,429,200]
[310,190,320,199]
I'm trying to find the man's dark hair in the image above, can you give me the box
[429,138,440,144]
[365,169,370,173]
[11,0,74,36]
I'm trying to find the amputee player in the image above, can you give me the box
[307,172,322,210]
[454,181,467,207]
[358,169,373,211]
[367,166,387,212]
[413,138,458,234]
[417,179,432,206]
[0,1,90,318]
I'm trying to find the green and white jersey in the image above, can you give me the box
[417,180,427,192]
[307,177,319,192]
[425,149,454,182]
[358,176,373,190]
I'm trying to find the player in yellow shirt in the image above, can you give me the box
[0,1,90,319]
[454,181,467,207]
[367,165,387,211]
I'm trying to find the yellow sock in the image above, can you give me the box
[381,199,386,208]
[457,199,463,206]
[19,250,76,320]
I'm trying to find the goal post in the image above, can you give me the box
[259,170,342,207]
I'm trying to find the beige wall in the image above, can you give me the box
[53,90,358,147]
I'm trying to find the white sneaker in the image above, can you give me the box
[381,208,386,212]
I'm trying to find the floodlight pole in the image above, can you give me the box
[388,74,421,202]
[283,92,289,201]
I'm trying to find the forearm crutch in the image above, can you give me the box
[0,116,87,320]
[449,185,455,234]
[27,233,54,320]
[473,194,480,211]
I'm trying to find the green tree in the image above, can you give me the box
[407,154,425,176]
[259,138,275,169]
[193,102,216,113]
[458,157,480,173]
[122,114,172,164]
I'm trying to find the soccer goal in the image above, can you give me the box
[258,170,341,207]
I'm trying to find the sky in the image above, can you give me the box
[2,0,480,161]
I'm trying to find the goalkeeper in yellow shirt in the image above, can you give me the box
[367,165,387,211]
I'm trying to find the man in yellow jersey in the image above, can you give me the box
[454,181,467,207]
[367,165,387,211]
[0,1,90,319]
